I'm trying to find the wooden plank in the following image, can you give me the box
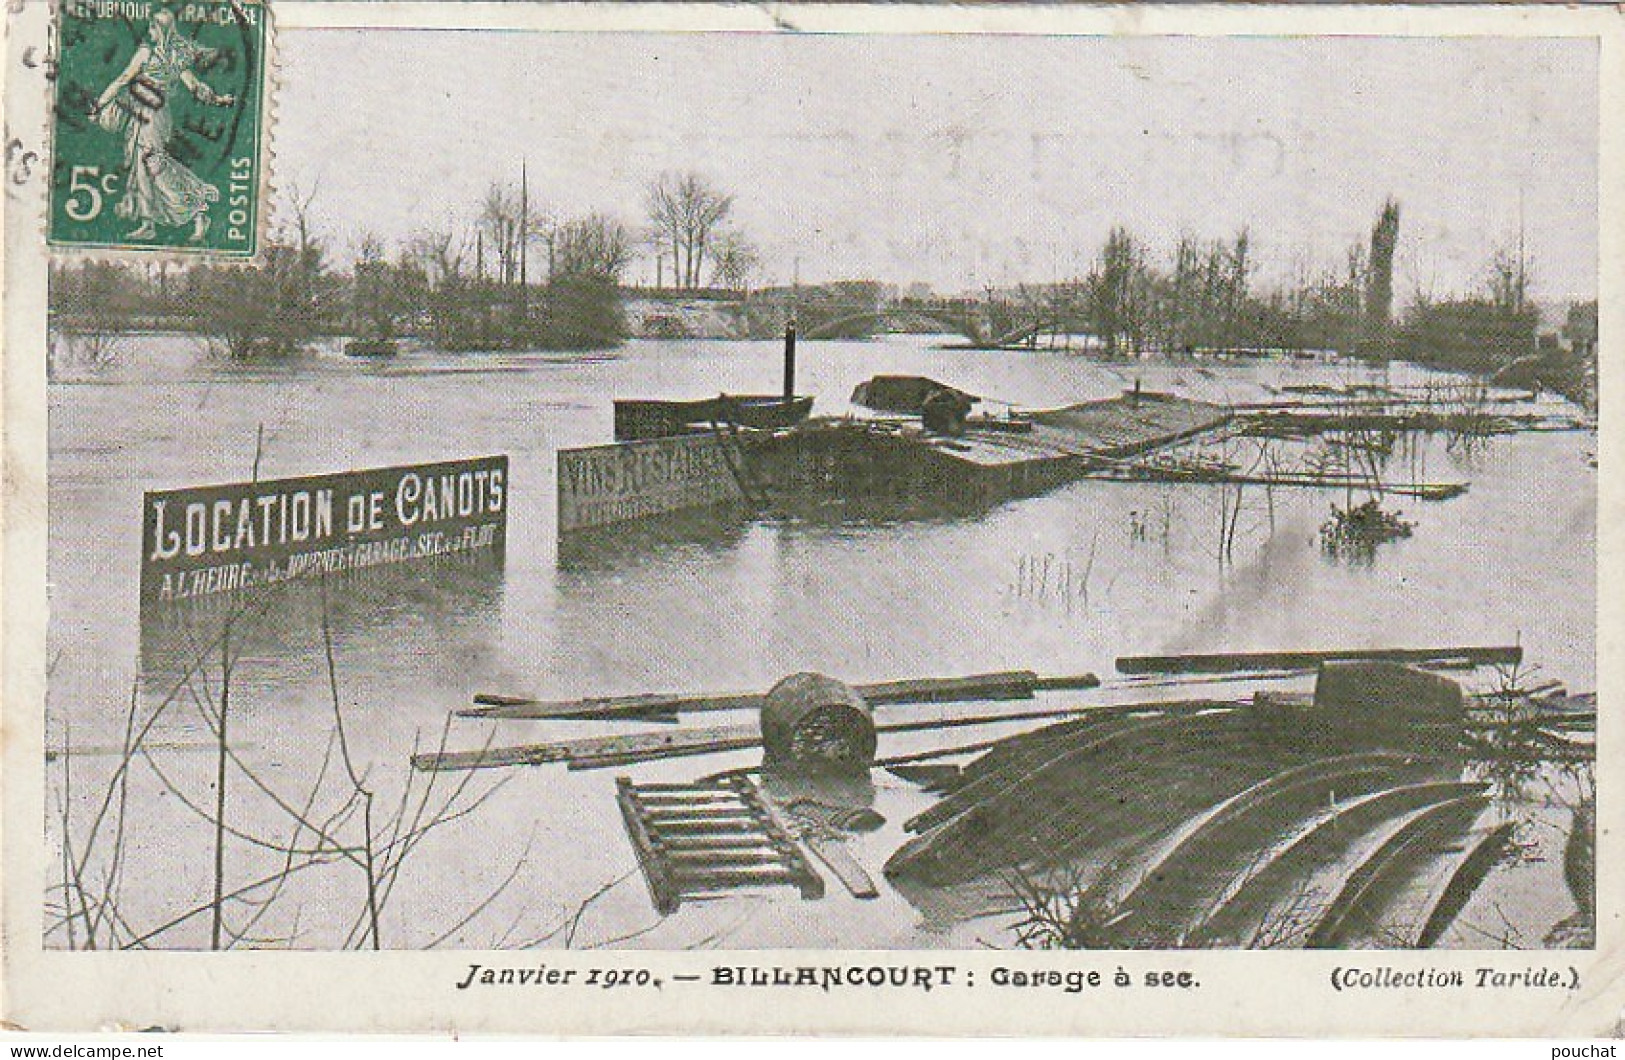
[648,817,762,835]
[462,692,679,723]
[649,819,764,834]
[670,866,799,886]
[409,743,570,771]
[467,691,765,719]
[859,671,1039,704]
[564,703,1130,772]
[1116,646,1523,676]
[1033,673,1104,692]
[422,696,1228,773]
[1114,668,1316,690]
[643,805,757,821]
[804,836,880,900]
[1086,466,1469,501]
[564,727,760,769]
[638,792,749,805]
[462,670,1074,720]
[666,848,784,866]
[413,724,758,772]
[661,834,784,850]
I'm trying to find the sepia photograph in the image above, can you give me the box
[7,0,1618,1037]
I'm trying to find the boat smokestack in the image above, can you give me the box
[783,322,797,404]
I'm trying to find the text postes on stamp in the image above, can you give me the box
[47,0,269,258]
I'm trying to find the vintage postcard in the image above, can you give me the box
[2,1,1620,1037]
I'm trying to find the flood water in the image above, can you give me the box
[45,332,1596,950]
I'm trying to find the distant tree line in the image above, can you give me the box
[963,197,1591,406]
[48,182,1593,408]
[1023,202,1403,358]
[49,170,761,358]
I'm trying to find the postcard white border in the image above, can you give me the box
[4,1,1622,1036]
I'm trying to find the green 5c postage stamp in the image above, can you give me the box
[47,0,270,258]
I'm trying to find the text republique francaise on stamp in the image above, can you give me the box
[47,0,270,258]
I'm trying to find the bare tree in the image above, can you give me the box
[406,224,468,288]
[646,172,734,289]
[1487,244,1533,315]
[1223,229,1252,348]
[479,182,524,285]
[351,232,404,340]
[710,231,760,294]
[277,180,329,336]
[551,213,633,281]
[404,224,471,347]
[476,181,552,286]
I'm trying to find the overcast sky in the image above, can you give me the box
[277,32,1598,300]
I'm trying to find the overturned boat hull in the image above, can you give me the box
[613,395,814,441]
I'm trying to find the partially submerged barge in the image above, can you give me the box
[746,389,1230,508]
[559,367,1231,534]
[557,327,1564,536]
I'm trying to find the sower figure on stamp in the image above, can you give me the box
[89,10,235,243]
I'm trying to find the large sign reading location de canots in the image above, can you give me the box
[141,456,507,602]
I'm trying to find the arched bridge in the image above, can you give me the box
[797,301,1090,346]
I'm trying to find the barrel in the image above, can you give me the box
[760,672,877,771]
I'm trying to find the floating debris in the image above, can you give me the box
[463,669,1098,720]
[1115,645,1522,676]
[432,650,1590,947]
[418,698,1114,773]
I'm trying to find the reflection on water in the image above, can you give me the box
[770,491,1005,533]
[45,332,1595,949]
[557,505,751,573]
[138,549,507,691]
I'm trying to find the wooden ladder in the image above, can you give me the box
[616,775,825,915]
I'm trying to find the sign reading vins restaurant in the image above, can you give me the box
[142,456,508,602]
[557,435,744,534]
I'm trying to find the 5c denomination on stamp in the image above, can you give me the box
[47,0,270,257]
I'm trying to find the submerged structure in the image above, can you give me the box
[555,328,1583,540]
[558,341,1233,536]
